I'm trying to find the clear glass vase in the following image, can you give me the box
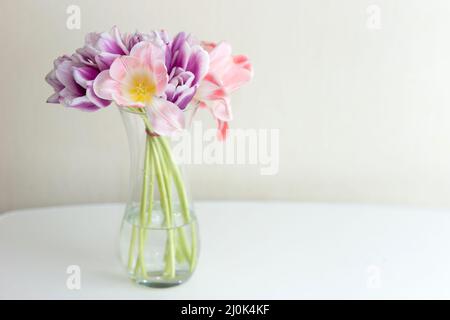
[118,107,199,288]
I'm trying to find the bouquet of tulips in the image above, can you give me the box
[45,26,252,285]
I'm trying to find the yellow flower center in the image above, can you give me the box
[127,73,156,104]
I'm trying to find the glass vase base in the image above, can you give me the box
[131,271,192,288]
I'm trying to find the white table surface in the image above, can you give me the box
[1,201,450,299]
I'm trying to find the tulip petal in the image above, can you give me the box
[217,120,229,141]
[95,52,120,71]
[73,66,99,89]
[59,87,78,100]
[46,92,60,103]
[84,32,101,47]
[187,45,209,85]
[109,56,141,81]
[222,55,253,92]
[68,96,101,112]
[152,61,169,95]
[171,32,187,54]
[86,85,111,108]
[130,41,166,68]
[93,70,118,100]
[211,98,232,122]
[112,26,129,55]
[55,60,83,96]
[112,91,145,108]
[174,85,196,110]
[209,42,232,72]
[45,70,64,91]
[195,73,225,101]
[97,31,124,54]
[147,98,185,136]
[172,41,190,70]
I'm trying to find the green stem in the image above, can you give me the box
[151,140,176,278]
[128,107,197,276]
[156,140,177,275]
[158,137,198,271]
[158,138,190,220]
[127,226,137,272]
[156,138,191,263]
[190,224,198,271]
[133,142,154,278]
[133,109,176,278]
[137,136,151,278]
[146,150,155,228]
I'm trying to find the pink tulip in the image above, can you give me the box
[195,42,253,140]
[93,41,185,136]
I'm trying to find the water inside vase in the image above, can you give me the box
[119,201,199,287]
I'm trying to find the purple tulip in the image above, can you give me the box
[45,54,110,111]
[77,26,151,71]
[45,26,150,111]
[160,32,209,109]
[45,27,209,112]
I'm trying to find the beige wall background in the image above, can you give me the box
[1,0,450,212]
